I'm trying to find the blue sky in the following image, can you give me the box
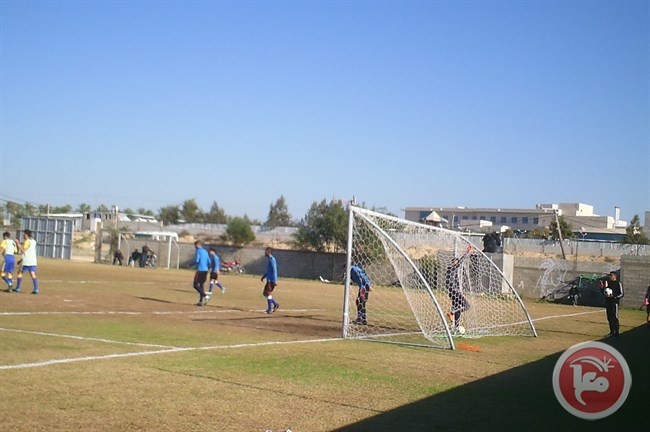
[1,0,648,224]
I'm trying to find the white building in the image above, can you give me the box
[404,203,628,238]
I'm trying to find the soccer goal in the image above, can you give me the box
[342,206,537,350]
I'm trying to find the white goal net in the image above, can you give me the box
[343,206,537,349]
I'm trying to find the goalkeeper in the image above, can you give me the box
[445,245,472,330]
[347,264,371,325]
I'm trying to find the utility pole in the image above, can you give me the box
[554,209,566,259]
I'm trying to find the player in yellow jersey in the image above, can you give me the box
[14,229,39,294]
[1,232,18,291]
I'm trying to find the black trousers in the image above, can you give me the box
[605,301,620,335]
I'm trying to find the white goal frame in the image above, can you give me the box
[342,206,537,350]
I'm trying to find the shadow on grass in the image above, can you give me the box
[332,325,649,432]
[135,296,176,304]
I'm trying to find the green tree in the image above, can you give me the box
[96,204,110,212]
[622,214,649,244]
[5,201,24,225]
[24,202,37,216]
[293,199,347,252]
[77,203,92,214]
[52,204,73,213]
[181,199,203,223]
[158,205,181,225]
[530,228,549,239]
[548,214,574,240]
[265,195,293,227]
[205,201,228,224]
[223,217,256,245]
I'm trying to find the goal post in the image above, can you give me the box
[342,205,537,349]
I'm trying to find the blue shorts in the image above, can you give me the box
[21,265,37,274]
[3,255,15,273]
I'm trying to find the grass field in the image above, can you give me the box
[0,259,647,432]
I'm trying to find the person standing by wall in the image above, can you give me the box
[14,229,39,295]
[643,285,650,329]
[128,248,141,267]
[603,271,624,337]
[113,249,124,266]
[261,247,279,314]
[140,245,151,268]
[1,232,17,291]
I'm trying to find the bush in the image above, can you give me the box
[224,218,255,245]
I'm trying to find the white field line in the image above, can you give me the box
[473,309,604,329]
[0,308,326,317]
[0,348,190,370]
[0,327,176,348]
[0,337,342,370]
[531,309,602,322]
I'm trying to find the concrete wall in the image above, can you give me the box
[509,255,619,301]
[502,237,650,258]
[105,238,347,281]
[620,255,650,308]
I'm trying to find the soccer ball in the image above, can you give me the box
[457,325,466,335]
[604,287,613,297]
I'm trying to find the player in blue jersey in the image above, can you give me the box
[189,241,210,306]
[349,264,371,325]
[261,247,279,314]
[205,248,226,305]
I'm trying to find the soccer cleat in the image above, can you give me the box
[265,310,272,314]
[4,288,13,293]
[272,304,279,313]
[31,291,39,295]
[221,287,226,294]
[12,288,21,293]
[204,293,212,305]
[196,302,204,307]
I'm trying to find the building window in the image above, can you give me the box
[533,217,539,224]
[462,216,468,220]
[511,217,518,224]
[490,216,496,223]
[480,216,486,220]
[522,216,529,224]
[472,215,477,220]
[500,217,507,224]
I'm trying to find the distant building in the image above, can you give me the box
[404,203,629,241]
[81,211,162,232]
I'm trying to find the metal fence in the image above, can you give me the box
[21,217,74,259]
